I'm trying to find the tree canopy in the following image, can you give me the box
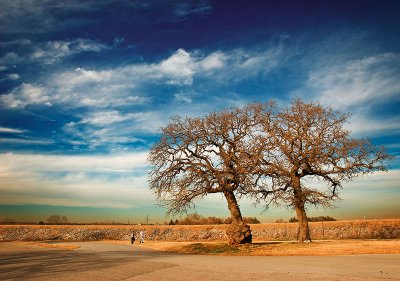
[148,102,275,244]
[148,99,391,243]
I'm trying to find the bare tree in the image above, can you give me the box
[47,215,69,224]
[257,99,392,242]
[148,103,274,244]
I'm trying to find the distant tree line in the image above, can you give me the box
[166,214,260,225]
[275,216,336,223]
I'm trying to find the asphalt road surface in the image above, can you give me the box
[1,241,399,280]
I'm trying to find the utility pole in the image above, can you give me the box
[146,214,150,225]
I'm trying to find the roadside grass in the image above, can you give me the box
[144,239,400,256]
[15,241,80,250]
[11,239,400,256]
[180,242,240,254]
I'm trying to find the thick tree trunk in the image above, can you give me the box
[223,190,252,245]
[292,174,311,243]
[295,205,311,242]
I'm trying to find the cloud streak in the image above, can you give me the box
[308,52,400,109]
[0,151,150,208]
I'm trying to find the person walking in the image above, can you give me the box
[130,230,135,244]
[139,230,144,243]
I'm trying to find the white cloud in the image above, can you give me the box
[57,67,113,85]
[302,52,400,137]
[0,38,108,67]
[0,83,51,108]
[158,48,195,85]
[113,36,125,46]
[0,94,25,108]
[0,152,148,174]
[199,51,226,70]
[174,92,193,103]
[308,52,400,109]
[346,114,400,136]
[2,47,283,110]
[0,127,27,134]
[30,39,109,64]
[6,73,20,80]
[175,1,212,17]
[80,96,148,108]
[0,39,31,47]
[0,52,20,65]
[80,110,140,126]
[0,138,54,145]
[0,151,151,208]
[1,46,285,152]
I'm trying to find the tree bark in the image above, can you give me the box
[295,204,311,242]
[292,175,311,243]
[223,190,252,245]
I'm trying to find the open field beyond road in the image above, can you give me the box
[1,240,400,281]
[1,219,399,242]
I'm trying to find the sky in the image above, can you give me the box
[0,0,399,224]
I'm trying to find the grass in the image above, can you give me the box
[11,239,400,256]
[142,239,400,256]
[180,242,240,254]
[15,241,81,250]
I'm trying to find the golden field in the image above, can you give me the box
[1,219,399,242]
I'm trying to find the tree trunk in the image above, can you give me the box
[292,174,311,243]
[295,204,311,242]
[223,190,252,245]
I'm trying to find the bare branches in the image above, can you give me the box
[148,102,276,216]
[256,99,392,212]
[148,98,392,231]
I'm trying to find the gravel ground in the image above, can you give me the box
[1,241,399,280]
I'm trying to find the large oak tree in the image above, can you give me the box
[257,100,392,242]
[148,103,274,244]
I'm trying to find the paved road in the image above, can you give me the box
[0,241,399,280]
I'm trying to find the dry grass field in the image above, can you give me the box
[1,219,399,242]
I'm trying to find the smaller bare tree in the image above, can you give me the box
[257,99,392,242]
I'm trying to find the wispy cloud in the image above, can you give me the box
[346,114,400,136]
[79,110,140,126]
[0,0,213,37]
[30,39,109,64]
[0,38,109,67]
[304,52,400,137]
[0,127,27,134]
[0,151,150,208]
[175,0,212,18]
[308,52,400,109]
[0,52,21,65]
[0,138,54,145]
[0,46,286,151]
[0,83,51,108]
[0,152,148,173]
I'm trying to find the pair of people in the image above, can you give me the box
[131,230,144,244]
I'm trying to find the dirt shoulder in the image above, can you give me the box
[6,239,400,256]
[138,239,400,256]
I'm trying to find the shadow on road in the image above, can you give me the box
[0,244,177,280]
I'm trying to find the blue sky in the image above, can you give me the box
[0,0,399,223]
